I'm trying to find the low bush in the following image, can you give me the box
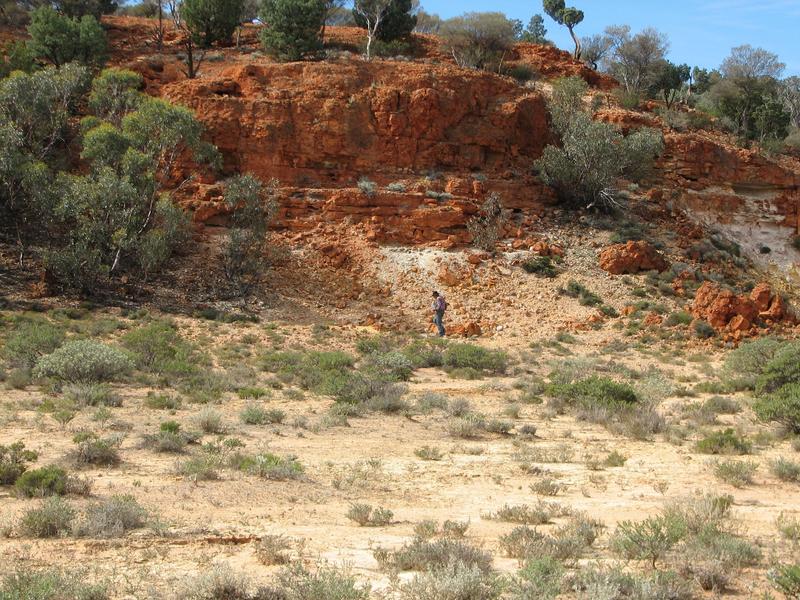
[664,311,693,327]
[144,392,181,410]
[275,562,371,600]
[121,320,200,377]
[374,538,492,574]
[508,557,563,600]
[696,429,752,455]
[611,514,684,569]
[238,453,303,480]
[522,256,558,278]
[20,497,75,538]
[73,495,147,538]
[770,564,800,598]
[485,502,561,525]
[398,561,503,600]
[403,339,447,368]
[0,570,108,599]
[755,342,800,396]
[15,466,68,497]
[694,320,716,339]
[177,564,255,600]
[0,441,38,484]
[3,320,65,369]
[603,450,627,467]
[546,375,638,410]
[240,404,285,425]
[196,407,225,434]
[753,386,800,433]
[713,459,758,487]
[561,280,602,306]
[72,435,122,466]
[414,445,444,461]
[34,340,133,383]
[442,343,507,375]
[446,413,486,439]
[63,383,121,407]
[721,336,784,390]
[771,456,800,483]
[255,534,293,566]
[346,503,394,527]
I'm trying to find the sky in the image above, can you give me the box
[419,0,800,77]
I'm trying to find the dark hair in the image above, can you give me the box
[432,291,439,297]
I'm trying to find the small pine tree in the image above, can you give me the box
[259,0,326,62]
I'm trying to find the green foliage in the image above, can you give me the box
[53,0,119,18]
[0,441,38,485]
[546,375,638,409]
[547,76,589,134]
[34,340,132,383]
[535,111,664,210]
[3,320,64,369]
[755,342,800,395]
[696,429,752,455]
[240,404,285,425]
[442,343,507,374]
[73,435,122,466]
[562,279,601,306]
[374,538,493,573]
[27,6,107,68]
[274,562,371,600]
[63,383,121,407]
[713,459,758,487]
[15,466,68,498]
[20,497,75,538]
[508,557,563,599]
[522,255,558,278]
[399,562,503,600]
[542,0,584,58]
[88,68,143,125]
[771,456,800,483]
[611,514,684,569]
[0,570,108,600]
[770,564,800,598]
[182,0,244,48]
[121,321,199,376]
[260,0,326,61]
[518,14,550,44]
[222,174,279,295]
[753,385,800,433]
[353,0,417,42]
[238,453,303,480]
[440,12,518,71]
[0,40,38,79]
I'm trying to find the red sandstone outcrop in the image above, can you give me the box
[599,241,669,274]
[692,281,793,332]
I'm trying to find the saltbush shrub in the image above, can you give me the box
[0,441,38,484]
[696,429,752,455]
[238,453,303,480]
[753,386,800,433]
[20,497,75,538]
[35,340,132,383]
[0,570,108,599]
[399,561,503,600]
[755,342,800,396]
[442,343,507,374]
[522,255,558,278]
[3,320,64,369]
[721,336,784,390]
[374,538,492,574]
[63,383,121,407]
[121,321,199,376]
[15,466,68,497]
[73,495,147,538]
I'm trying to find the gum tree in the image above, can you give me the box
[543,0,583,59]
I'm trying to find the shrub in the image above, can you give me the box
[440,12,517,70]
[546,375,638,410]
[255,534,293,566]
[777,512,800,542]
[357,177,377,196]
[74,495,147,538]
[3,320,64,369]
[73,435,121,466]
[177,563,253,600]
[367,351,414,382]
[446,413,486,439]
[721,336,784,390]
[414,445,444,461]
[63,383,121,407]
[196,407,225,434]
[485,502,559,525]
[259,0,325,59]
[346,503,394,527]
[15,466,68,497]
[611,515,684,569]
[240,404,285,425]
[20,497,75,538]
[239,453,303,480]
[121,321,199,376]
[713,459,758,487]
[603,450,627,467]
[771,456,800,483]
[34,340,133,383]
[275,562,371,600]
[522,255,558,278]
[755,342,800,395]
[770,564,800,598]
[664,311,693,327]
[398,561,503,600]
[467,193,505,251]
[443,343,507,374]
[561,280,602,306]
[0,441,38,484]
[508,557,563,600]
[535,106,663,210]
[238,386,269,400]
[0,570,108,599]
[696,429,752,455]
[754,386,800,433]
[374,538,492,574]
[694,320,716,339]
[144,392,181,410]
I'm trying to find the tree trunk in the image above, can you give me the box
[568,25,581,60]
[157,2,163,52]
[365,32,373,60]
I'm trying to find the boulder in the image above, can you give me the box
[599,241,669,275]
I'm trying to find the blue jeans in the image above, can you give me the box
[433,310,445,337]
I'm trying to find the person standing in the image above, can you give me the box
[431,291,447,337]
